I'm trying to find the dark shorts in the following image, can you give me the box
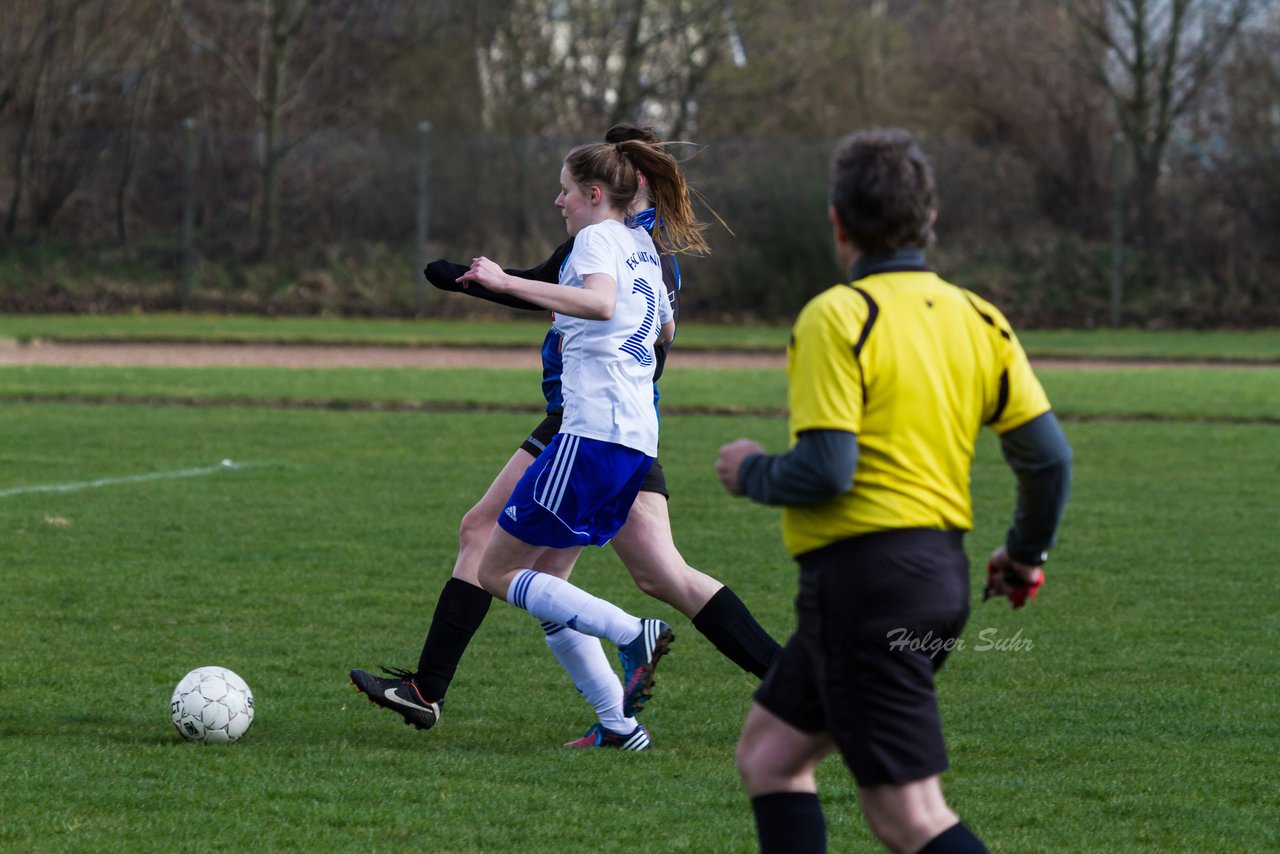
[754,529,970,788]
[522,412,669,498]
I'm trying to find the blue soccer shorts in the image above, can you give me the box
[498,432,654,549]
[521,412,669,498]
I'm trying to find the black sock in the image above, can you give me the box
[751,792,825,854]
[691,586,782,678]
[917,823,989,854]
[414,578,492,701]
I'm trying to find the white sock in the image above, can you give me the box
[507,569,642,647]
[541,621,635,733]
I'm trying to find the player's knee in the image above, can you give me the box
[475,565,507,599]
[457,502,493,551]
[863,812,933,854]
[629,568,667,599]
[623,553,690,602]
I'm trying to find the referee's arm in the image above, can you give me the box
[729,430,858,505]
[998,411,1073,565]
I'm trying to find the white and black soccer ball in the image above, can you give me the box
[171,666,255,744]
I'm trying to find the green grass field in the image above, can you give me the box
[1,320,1278,852]
[2,363,1279,423]
[2,312,1279,361]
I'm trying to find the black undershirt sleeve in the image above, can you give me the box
[737,430,859,506]
[735,411,1070,564]
[998,411,1073,564]
[422,239,573,311]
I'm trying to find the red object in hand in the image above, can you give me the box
[983,560,1044,609]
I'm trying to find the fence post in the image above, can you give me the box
[415,120,432,315]
[180,117,197,310]
[1109,132,1125,328]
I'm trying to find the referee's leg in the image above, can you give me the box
[737,702,836,854]
[859,777,983,853]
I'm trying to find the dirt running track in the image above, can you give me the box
[0,342,786,370]
[0,341,1265,370]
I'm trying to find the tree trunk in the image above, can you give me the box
[3,117,32,242]
[610,0,649,126]
[115,4,173,247]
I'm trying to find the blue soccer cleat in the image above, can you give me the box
[618,618,674,717]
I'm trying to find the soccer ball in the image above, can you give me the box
[171,666,255,744]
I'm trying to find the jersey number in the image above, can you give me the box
[619,277,658,367]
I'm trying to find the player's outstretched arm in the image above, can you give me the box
[423,239,573,311]
[460,259,616,320]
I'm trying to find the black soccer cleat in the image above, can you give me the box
[349,666,440,731]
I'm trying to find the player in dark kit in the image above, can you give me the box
[350,125,780,749]
[717,129,1072,852]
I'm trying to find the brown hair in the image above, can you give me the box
[603,124,660,145]
[829,128,936,256]
[563,140,713,255]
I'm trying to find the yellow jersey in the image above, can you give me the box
[781,265,1050,556]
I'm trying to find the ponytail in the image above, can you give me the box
[563,140,724,256]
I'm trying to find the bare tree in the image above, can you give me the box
[114,0,176,247]
[1052,0,1261,241]
[0,0,139,243]
[919,2,1113,235]
[0,1,74,242]
[474,0,734,137]
[175,0,342,260]
[605,0,735,136]
[175,0,326,260]
[172,0,435,260]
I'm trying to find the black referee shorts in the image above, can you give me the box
[520,412,669,498]
[755,529,970,787]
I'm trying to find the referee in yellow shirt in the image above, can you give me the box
[716,128,1072,854]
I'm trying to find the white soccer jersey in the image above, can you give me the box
[553,219,672,457]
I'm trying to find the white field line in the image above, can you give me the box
[0,460,243,498]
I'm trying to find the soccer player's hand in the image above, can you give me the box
[983,546,1044,609]
[458,256,507,291]
[716,439,764,495]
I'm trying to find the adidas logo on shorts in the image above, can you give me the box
[504,506,518,522]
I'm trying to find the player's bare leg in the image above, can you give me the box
[610,490,722,616]
[350,449,541,726]
[451,448,538,585]
[612,490,780,677]
[476,525,556,599]
[480,526,673,717]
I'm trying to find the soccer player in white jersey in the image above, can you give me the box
[453,139,712,746]
[351,127,779,751]
[547,217,671,460]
